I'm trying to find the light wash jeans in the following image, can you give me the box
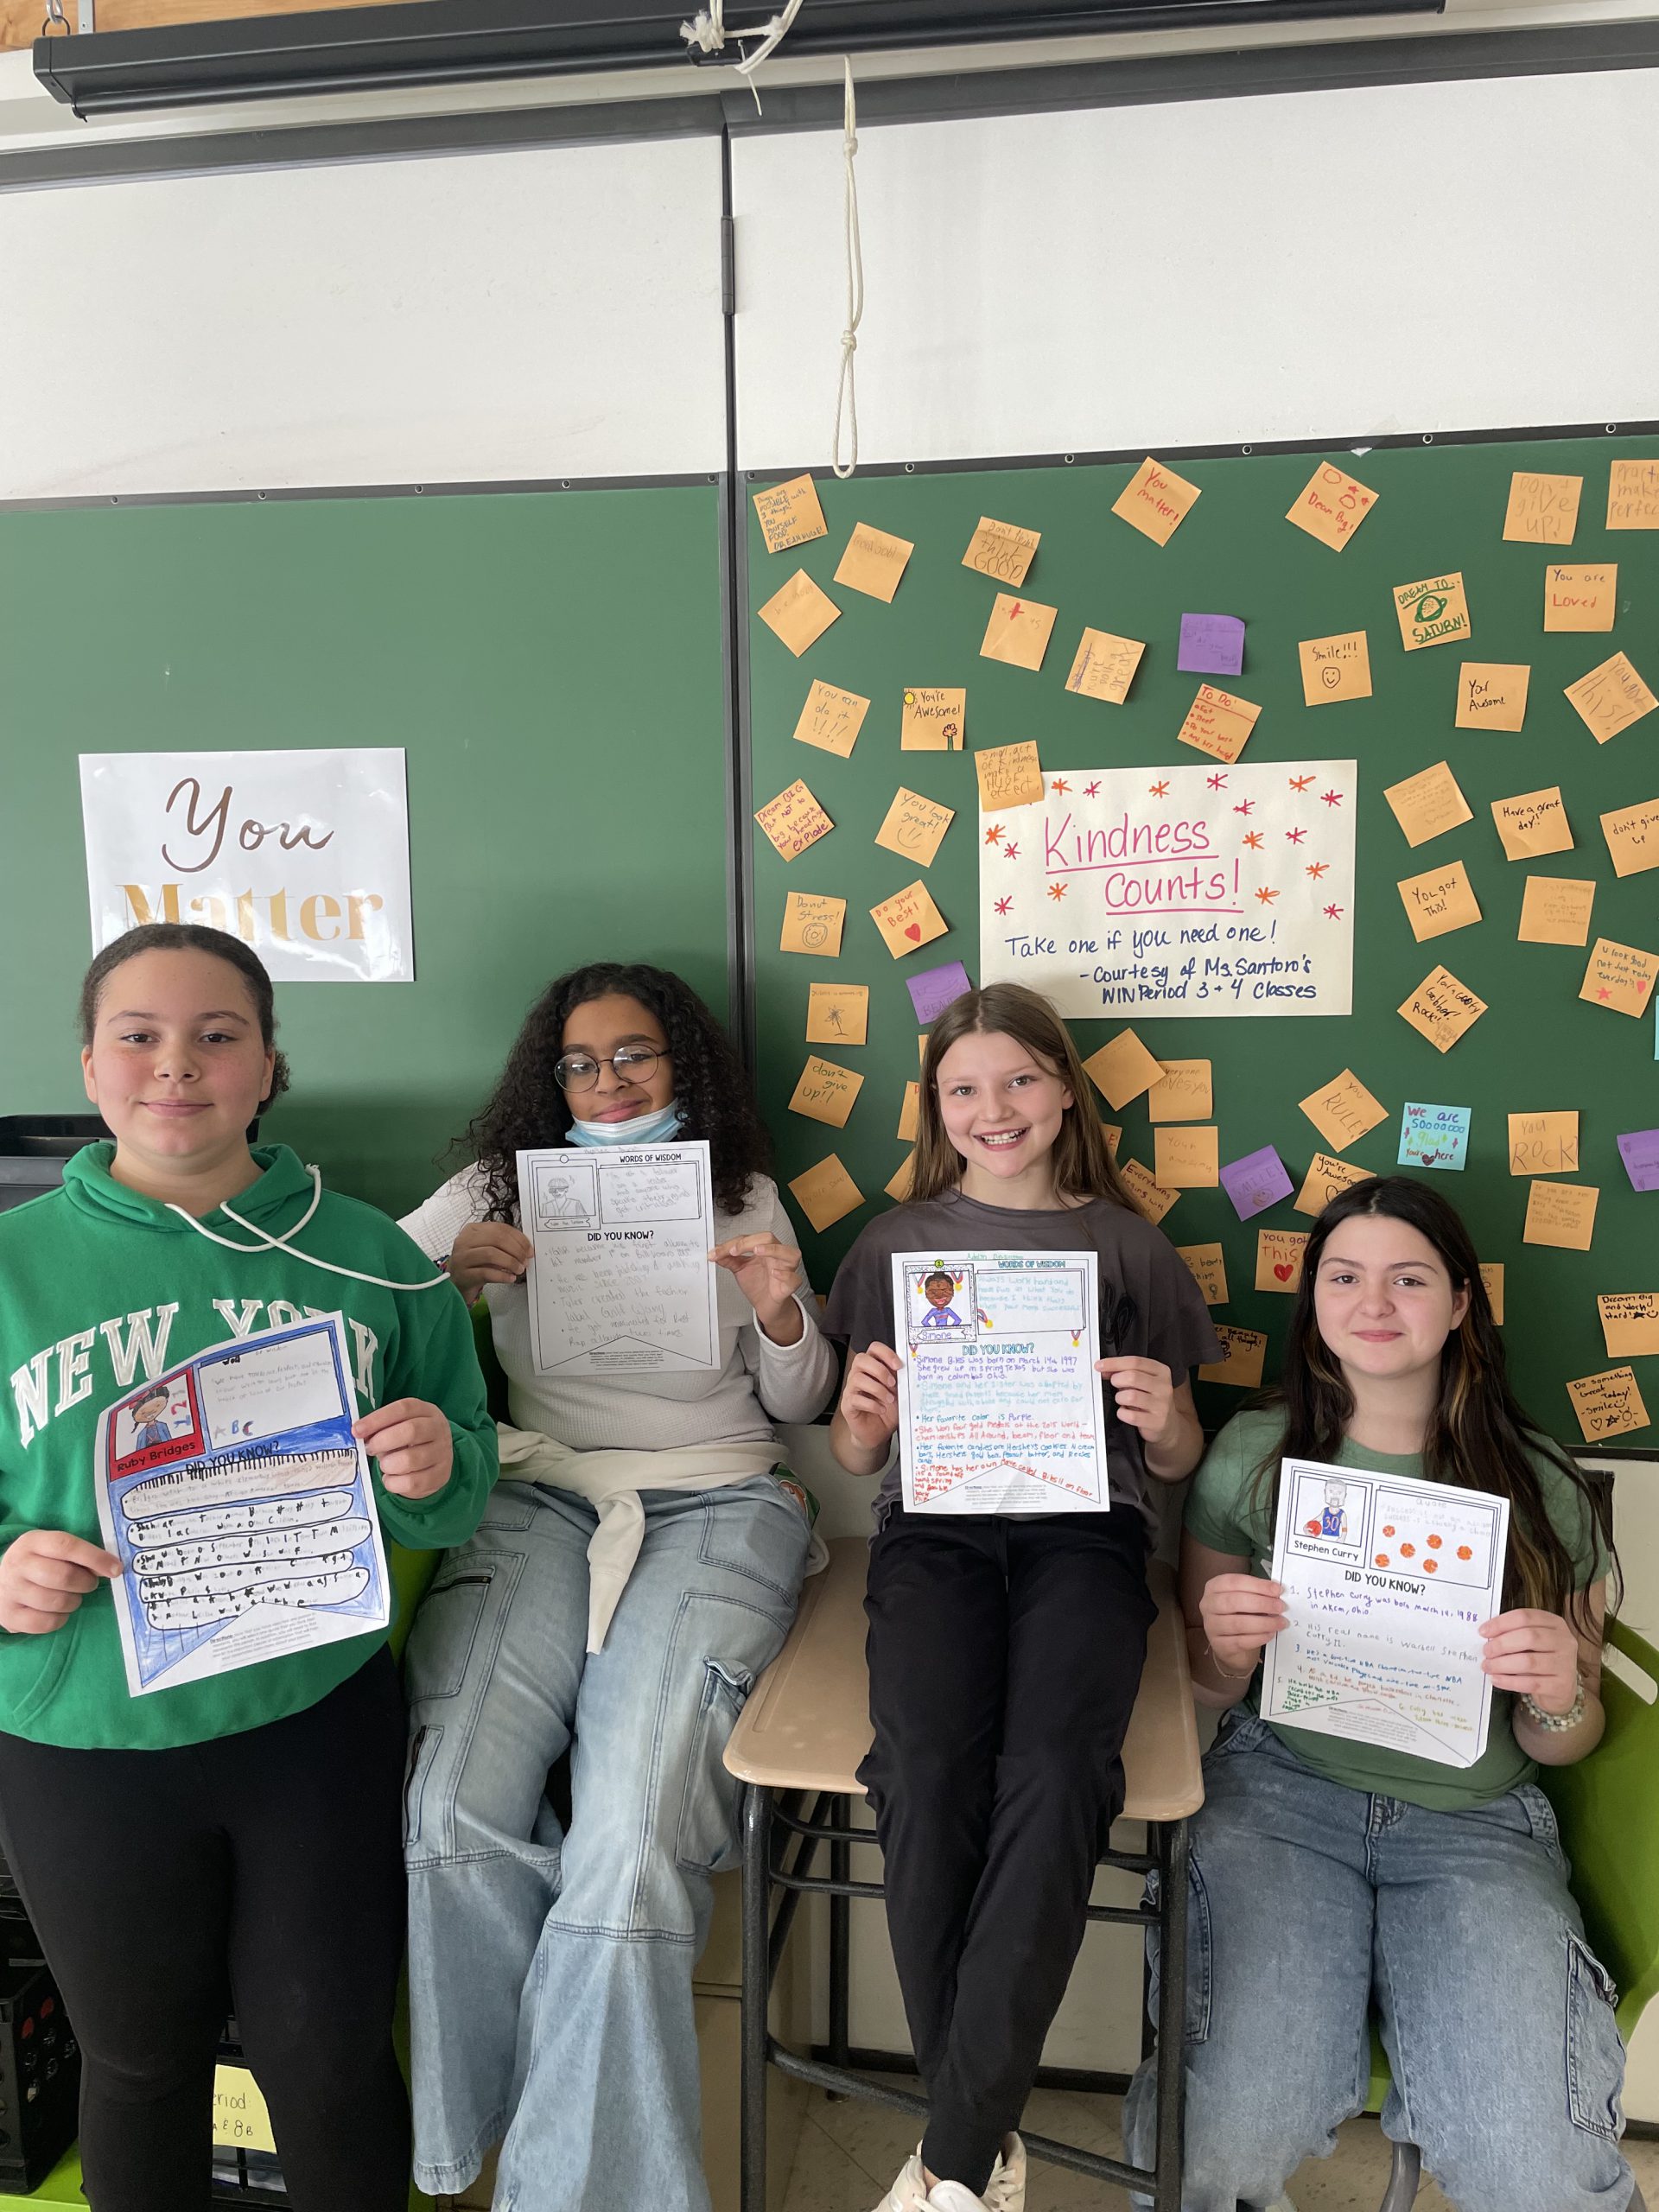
[1122,1710,1635,2212]
[401,1474,809,2212]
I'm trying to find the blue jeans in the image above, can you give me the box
[1122,1712,1634,2212]
[401,1476,809,2212]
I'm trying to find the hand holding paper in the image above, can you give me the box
[446,1220,533,1301]
[0,1530,122,1636]
[709,1232,804,1340]
[1478,1607,1580,1715]
[355,1399,454,1500]
[837,1343,901,1456]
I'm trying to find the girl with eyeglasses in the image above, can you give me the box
[395,963,836,2212]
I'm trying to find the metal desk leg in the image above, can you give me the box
[829,1791,851,2087]
[1153,1819,1190,2212]
[741,1783,775,2212]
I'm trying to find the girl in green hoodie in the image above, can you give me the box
[0,922,497,2212]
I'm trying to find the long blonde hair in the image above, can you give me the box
[909,983,1134,1209]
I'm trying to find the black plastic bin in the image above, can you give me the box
[0,1117,110,1215]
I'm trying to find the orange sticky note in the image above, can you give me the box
[1523,1179,1599,1252]
[1286,461,1377,551]
[1508,1110,1580,1177]
[792,679,870,760]
[1607,460,1659,531]
[1299,631,1371,705]
[1118,1157,1179,1225]
[779,892,846,957]
[1176,683,1261,766]
[788,1056,864,1128]
[1255,1228,1309,1294]
[979,593,1058,671]
[1493,786,1573,863]
[1395,860,1482,943]
[869,880,948,960]
[1598,1294,1659,1360]
[1294,1152,1377,1217]
[975,741,1044,811]
[1299,1070,1389,1153]
[1393,573,1471,652]
[805,983,868,1046]
[787,1154,864,1234]
[1580,937,1659,1018]
[1566,1366,1649,1442]
[874,788,955,869]
[1518,876,1596,947]
[755,779,834,861]
[834,522,913,602]
[758,569,840,656]
[1065,627,1146,705]
[885,1151,917,1204]
[1399,966,1488,1053]
[1083,1028,1164,1110]
[1154,1126,1219,1189]
[962,517,1039,587]
[1147,1059,1213,1122]
[1455,663,1529,733]
[753,474,828,556]
[1563,652,1656,744]
[899,685,966,752]
[1479,1262,1504,1325]
[897,1083,920,1143]
[1176,1243,1229,1306]
[1113,456,1201,546]
[1502,471,1581,545]
[1599,797,1659,878]
[1383,761,1472,848]
[1199,1325,1268,1389]
[1543,563,1617,632]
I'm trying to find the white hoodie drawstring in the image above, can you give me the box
[167,1164,454,1294]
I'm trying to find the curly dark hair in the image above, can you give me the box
[79,923,289,1114]
[460,963,771,1222]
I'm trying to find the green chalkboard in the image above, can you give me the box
[0,486,729,1220]
[747,438,1659,1446]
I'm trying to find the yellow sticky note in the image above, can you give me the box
[962,517,1040,587]
[1455,662,1530,733]
[1567,1366,1649,1442]
[900,686,966,752]
[1523,1179,1599,1252]
[1395,860,1483,943]
[1199,1325,1268,1389]
[895,1083,920,1144]
[1493,785,1573,862]
[1147,1059,1213,1122]
[1299,1070,1389,1153]
[885,1151,917,1203]
[1177,1242,1229,1305]
[1598,1294,1659,1360]
[1176,683,1261,766]
[1255,1228,1309,1294]
[1286,461,1377,551]
[805,982,868,1046]
[787,1154,864,1234]
[1508,1110,1580,1177]
[834,522,913,602]
[1393,573,1471,652]
[1518,876,1596,947]
[788,1056,864,1128]
[1479,1262,1504,1325]
[874,788,955,869]
[1383,761,1472,849]
[1118,1157,1179,1225]
[979,592,1058,671]
[1113,456,1201,546]
[1065,628,1146,704]
[753,474,828,556]
[1299,632,1371,705]
[791,678,870,760]
[1502,471,1582,545]
[758,569,840,656]
[779,892,846,957]
[1083,1027,1164,1110]
[1294,1152,1376,1217]
[975,741,1044,811]
[1399,966,1488,1053]
[755,779,834,862]
[1580,936,1659,1018]
[1543,563,1617,632]
[869,880,948,960]
[214,2065,277,2155]
[1154,1125,1219,1189]
[1563,652,1657,744]
[1606,460,1659,531]
[1600,797,1659,878]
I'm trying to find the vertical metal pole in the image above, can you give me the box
[740,1783,773,2212]
[1140,1820,1157,2064]
[1153,1820,1190,2212]
[829,1792,851,2085]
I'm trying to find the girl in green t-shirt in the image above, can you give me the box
[1122,1174,1637,2212]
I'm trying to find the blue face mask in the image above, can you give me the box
[564,1099,686,1147]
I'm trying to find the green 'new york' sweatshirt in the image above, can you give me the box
[0,1141,497,1750]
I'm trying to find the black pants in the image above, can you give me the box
[0,1649,411,2212]
[859,1509,1154,2193]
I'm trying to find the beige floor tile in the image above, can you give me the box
[785,2109,893,2212]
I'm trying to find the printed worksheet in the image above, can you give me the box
[1260,1458,1510,1767]
[892,1249,1109,1515]
[517,1141,720,1376]
[94,1314,390,1699]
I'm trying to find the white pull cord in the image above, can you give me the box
[831,55,863,480]
[167,1165,453,1293]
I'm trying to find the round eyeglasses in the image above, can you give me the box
[554,1046,664,1093]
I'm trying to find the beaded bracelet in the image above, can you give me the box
[1520,1675,1586,1732]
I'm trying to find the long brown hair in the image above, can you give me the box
[1251,1175,1614,1625]
[909,983,1134,1210]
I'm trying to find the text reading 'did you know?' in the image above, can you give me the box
[979,760,1356,1018]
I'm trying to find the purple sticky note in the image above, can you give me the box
[1618,1128,1659,1192]
[1178,612,1246,678]
[1220,1146,1294,1222]
[907,960,973,1027]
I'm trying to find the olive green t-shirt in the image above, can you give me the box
[1185,1408,1607,1812]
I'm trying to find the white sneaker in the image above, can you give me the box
[869,2152,932,2212]
[927,2186,988,2212]
[982,2133,1027,2212]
